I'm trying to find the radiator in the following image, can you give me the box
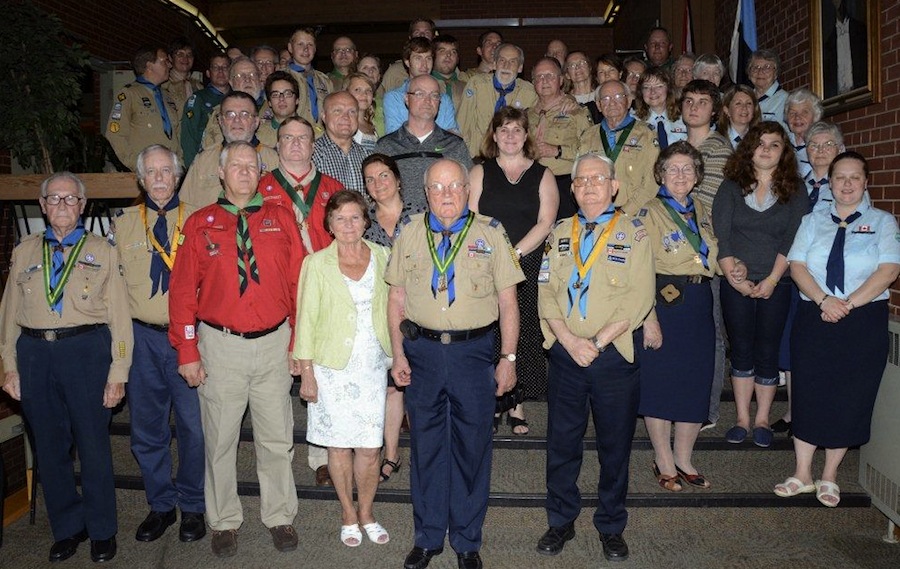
[859,317,900,525]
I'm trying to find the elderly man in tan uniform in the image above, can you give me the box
[386,159,523,569]
[286,27,334,127]
[180,91,279,207]
[112,145,206,545]
[535,154,654,563]
[107,45,181,172]
[0,172,132,563]
[580,80,659,214]
[458,43,538,157]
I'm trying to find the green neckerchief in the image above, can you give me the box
[600,120,636,162]
[271,168,321,218]
[42,232,88,311]
[658,196,703,255]
[217,192,264,295]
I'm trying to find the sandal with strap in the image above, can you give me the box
[816,480,840,507]
[652,462,683,492]
[507,415,530,435]
[774,476,816,497]
[379,458,401,483]
[341,524,362,547]
[362,522,390,544]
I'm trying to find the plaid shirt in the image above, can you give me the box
[312,134,368,194]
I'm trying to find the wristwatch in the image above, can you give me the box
[592,336,606,352]
[500,353,517,363]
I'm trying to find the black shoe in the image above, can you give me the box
[49,529,88,563]
[457,551,483,569]
[179,511,207,542]
[135,508,177,542]
[600,533,629,561]
[403,546,444,569]
[536,523,575,556]
[90,537,117,563]
[772,418,792,434]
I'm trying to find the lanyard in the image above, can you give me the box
[42,232,88,309]
[426,212,474,275]
[140,202,184,270]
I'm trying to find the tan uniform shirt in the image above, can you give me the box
[579,121,660,214]
[379,60,408,96]
[256,117,280,148]
[639,198,719,277]
[433,69,470,112]
[527,103,593,176]
[162,73,203,116]
[537,212,655,362]
[106,82,182,172]
[180,143,279,207]
[113,202,198,325]
[457,74,538,157]
[384,213,525,330]
[0,232,133,383]
[287,67,333,127]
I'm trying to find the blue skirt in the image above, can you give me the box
[790,299,888,448]
[639,280,715,423]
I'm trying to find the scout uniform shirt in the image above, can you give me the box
[384,213,525,331]
[0,232,133,384]
[457,74,538,157]
[639,198,719,278]
[112,201,197,325]
[579,120,660,215]
[107,82,182,172]
[179,143,279,208]
[287,67,333,129]
[527,103,593,176]
[537,211,655,363]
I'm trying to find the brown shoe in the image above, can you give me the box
[315,465,333,486]
[269,525,298,552]
[210,529,238,558]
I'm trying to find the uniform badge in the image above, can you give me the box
[109,122,120,133]
[117,93,126,102]
[558,238,570,253]
[206,215,214,222]
[615,231,626,241]
[85,254,95,263]
[186,110,194,119]
[184,325,195,340]
[142,97,152,108]
[265,184,273,192]
[634,229,647,241]
[465,88,474,98]
[263,219,273,226]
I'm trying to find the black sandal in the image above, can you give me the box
[507,416,529,435]
[379,458,401,482]
[493,414,501,434]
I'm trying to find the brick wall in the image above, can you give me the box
[717,0,900,312]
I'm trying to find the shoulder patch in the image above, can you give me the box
[109,122,120,133]
[399,214,412,226]
[637,208,648,218]
[632,218,644,227]
[489,217,501,228]
[117,92,127,102]
[186,94,197,110]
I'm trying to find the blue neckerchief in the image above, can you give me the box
[289,62,319,121]
[45,223,87,314]
[600,114,635,149]
[806,177,827,211]
[492,75,516,113]
[826,210,862,294]
[657,185,710,269]
[145,193,180,296]
[136,76,172,138]
[427,207,470,306]
[568,206,615,318]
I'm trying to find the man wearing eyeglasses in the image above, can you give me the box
[580,80,660,214]
[374,74,473,214]
[328,36,358,90]
[383,38,459,135]
[313,91,369,194]
[458,43,538,157]
[0,172,132,563]
[181,54,232,168]
[256,71,301,147]
[250,45,279,85]
[535,153,654,562]
[107,45,181,172]
[386,159,524,569]
[181,91,278,207]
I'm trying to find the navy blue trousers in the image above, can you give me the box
[404,332,496,553]
[127,323,204,513]
[18,326,117,541]
[545,331,641,535]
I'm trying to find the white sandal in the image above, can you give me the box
[341,524,362,547]
[362,522,390,544]
[815,480,841,507]
[774,476,816,497]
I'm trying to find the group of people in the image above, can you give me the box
[0,18,896,569]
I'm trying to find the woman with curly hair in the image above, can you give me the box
[711,121,807,448]
[634,67,686,149]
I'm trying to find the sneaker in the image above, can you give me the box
[211,529,238,558]
[700,420,716,432]
[269,525,298,552]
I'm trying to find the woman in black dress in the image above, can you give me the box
[468,106,559,434]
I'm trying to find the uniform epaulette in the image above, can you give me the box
[489,218,501,228]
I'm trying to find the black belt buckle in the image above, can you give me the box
[400,319,420,341]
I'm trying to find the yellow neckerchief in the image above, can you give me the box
[140,202,184,270]
[571,210,620,286]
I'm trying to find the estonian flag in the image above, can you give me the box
[729,0,758,85]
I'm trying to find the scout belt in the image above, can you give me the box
[21,323,105,342]
[200,320,282,339]
[133,319,169,332]
[400,319,494,345]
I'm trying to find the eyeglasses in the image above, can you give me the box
[566,60,589,70]
[407,90,442,101]
[626,71,642,81]
[210,64,230,72]
[598,93,628,105]
[280,133,311,144]
[426,181,468,193]
[332,47,355,55]
[664,164,696,177]
[43,194,84,206]
[231,72,258,81]
[269,89,296,99]
[533,73,559,83]
[808,141,839,152]
[749,64,775,74]
[223,110,257,121]
[254,60,275,69]
[641,83,667,92]
[572,174,611,188]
